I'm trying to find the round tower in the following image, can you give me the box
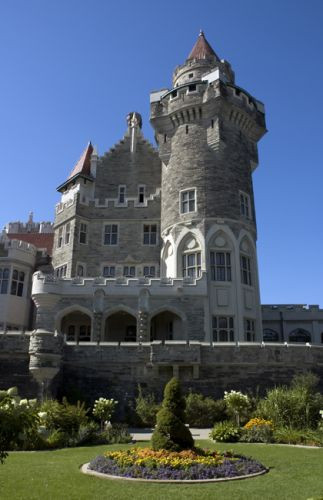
[150,31,267,342]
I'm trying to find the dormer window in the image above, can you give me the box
[118,185,126,204]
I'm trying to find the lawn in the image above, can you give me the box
[0,441,322,500]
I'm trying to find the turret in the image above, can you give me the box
[150,32,267,342]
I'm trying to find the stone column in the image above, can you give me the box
[137,289,150,342]
[93,312,103,343]
[29,329,63,400]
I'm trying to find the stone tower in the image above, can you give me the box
[150,31,267,341]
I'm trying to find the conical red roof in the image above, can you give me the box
[67,142,93,180]
[188,30,219,61]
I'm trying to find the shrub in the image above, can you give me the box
[224,390,250,426]
[273,427,323,446]
[240,425,274,443]
[256,377,323,430]
[92,398,118,431]
[151,377,194,451]
[0,387,40,460]
[210,421,241,442]
[46,429,70,449]
[39,398,89,434]
[103,423,132,444]
[184,392,226,427]
[135,386,160,427]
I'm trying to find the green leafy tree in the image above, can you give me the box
[224,390,250,426]
[151,377,194,451]
[135,385,160,427]
[93,398,118,431]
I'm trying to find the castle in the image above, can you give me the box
[1,32,323,403]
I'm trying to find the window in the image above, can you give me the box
[103,266,116,278]
[118,185,126,204]
[123,266,136,277]
[188,84,196,92]
[79,325,91,342]
[245,318,255,341]
[171,90,178,98]
[188,73,194,78]
[76,265,84,277]
[55,265,67,278]
[65,223,70,244]
[182,252,201,278]
[104,224,118,245]
[79,223,87,244]
[263,328,279,342]
[143,224,157,245]
[138,185,145,204]
[10,269,25,297]
[180,190,196,213]
[240,192,251,219]
[186,125,189,134]
[289,329,311,343]
[240,255,252,285]
[0,267,10,294]
[212,316,234,342]
[58,227,63,248]
[210,252,231,281]
[143,266,156,277]
[67,325,75,341]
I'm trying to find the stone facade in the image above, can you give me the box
[0,32,323,400]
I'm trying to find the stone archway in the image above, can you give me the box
[60,311,92,342]
[289,329,311,343]
[150,310,183,341]
[104,311,137,342]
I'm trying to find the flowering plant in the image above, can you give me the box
[93,398,118,430]
[244,418,273,430]
[224,390,250,426]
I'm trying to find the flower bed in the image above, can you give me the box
[87,447,267,481]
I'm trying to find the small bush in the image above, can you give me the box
[151,378,194,451]
[210,421,241,442]
[46,429,69,449]
[273,427,323,446]
[184,392,226,427]
[103,424,132,444]
[135,386,160,427]
[40,398,89,434]
[240,425,274,443]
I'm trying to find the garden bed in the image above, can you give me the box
[84,447,267,482]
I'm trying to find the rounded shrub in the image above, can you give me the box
[210,421,241,442]
[184,392,226,427]
[151,377,194,451]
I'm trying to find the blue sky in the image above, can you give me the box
[1,0,322,305]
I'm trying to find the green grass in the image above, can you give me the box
[0,441,323,500]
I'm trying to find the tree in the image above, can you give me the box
[151,377,194,451]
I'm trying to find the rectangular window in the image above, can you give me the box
[103,266,116,278]
[210,252,231,281]
[118,185,126,204]
[240,255,252,285]
[245,318,255,342]
[104,224,118,245]
[123,266,136,277]
[143,224,157,245]
[143,266,156,277]
[240,192,251,219]
[212,316,234,342]
[76,264,84,277]
[55,265,67,278]
[65,223,71,244]
[188,84,197,92]
[79,325,91,341]
[138,185,145,204]
[180,190,196,214]
[10,269,25,297]
[58,227,63,248]
[79,223,87,244]
[0,267,10,294]
[182,252,201,278]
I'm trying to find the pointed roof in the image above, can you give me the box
[67,142,94,180]
[187,30,219,61]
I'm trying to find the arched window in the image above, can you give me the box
[178,234,202,278]
[77,265,84,277]
[263,328,279,342]
[289,329,311,343]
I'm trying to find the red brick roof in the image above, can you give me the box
[188,31,219,61]
[67,142,93,180]
[7,233,54,256]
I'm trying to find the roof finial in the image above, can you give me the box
[199,29,204,36]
